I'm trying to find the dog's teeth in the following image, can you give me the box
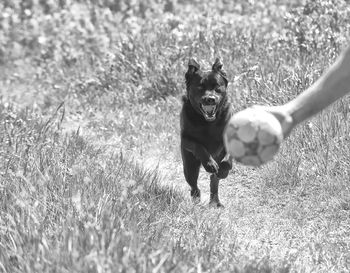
[203,105,215,112]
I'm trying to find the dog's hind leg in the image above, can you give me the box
[209,174,223,208]
[181,149,201,203]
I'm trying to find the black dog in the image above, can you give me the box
[180,58,233,207]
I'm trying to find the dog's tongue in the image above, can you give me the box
[202,105,216,115]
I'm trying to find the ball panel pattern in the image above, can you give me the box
[239,155,261,167]
[224,108,283,166]
[237,122,257,143]
[257,130,276,146]
[258,145,279,162]
[228,139,246,157]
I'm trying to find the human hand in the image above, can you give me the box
[251,105,295,138]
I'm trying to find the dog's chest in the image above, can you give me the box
[189,123,225,148]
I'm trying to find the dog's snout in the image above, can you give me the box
[203,96,216,105]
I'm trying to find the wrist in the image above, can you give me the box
[283,100,307,127]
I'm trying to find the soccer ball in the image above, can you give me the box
[223,108,283,167]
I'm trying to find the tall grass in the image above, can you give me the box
[1,0,350,272]
[0,104,284,272]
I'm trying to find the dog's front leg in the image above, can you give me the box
[209,153,232,208]
[209,174,223,207]
[181,136,219,174]
[217,153,233,179]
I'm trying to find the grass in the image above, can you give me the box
[1,0,350,272]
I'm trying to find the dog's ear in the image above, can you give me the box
[212,58,228,86]
[185,58,200,89]
[187,58,200,74]
[212,58,223,72]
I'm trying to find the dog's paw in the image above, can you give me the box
[217,160,232,179]
[191,188,201,204]
[209,201,225,208]
[202,157,219,174]
[216,158,233,178]
[220,157,233,171]
[217,168,229,179]
[209,195,224,208]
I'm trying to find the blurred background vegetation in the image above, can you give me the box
[2,0,350,102]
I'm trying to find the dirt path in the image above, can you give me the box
[137,138,262,206]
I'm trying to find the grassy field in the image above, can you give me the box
[1,0,350,272]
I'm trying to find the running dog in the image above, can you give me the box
[180,58,233,207]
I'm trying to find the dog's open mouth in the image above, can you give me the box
[200,104,217,121]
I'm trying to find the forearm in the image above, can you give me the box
[285,46,350,125]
